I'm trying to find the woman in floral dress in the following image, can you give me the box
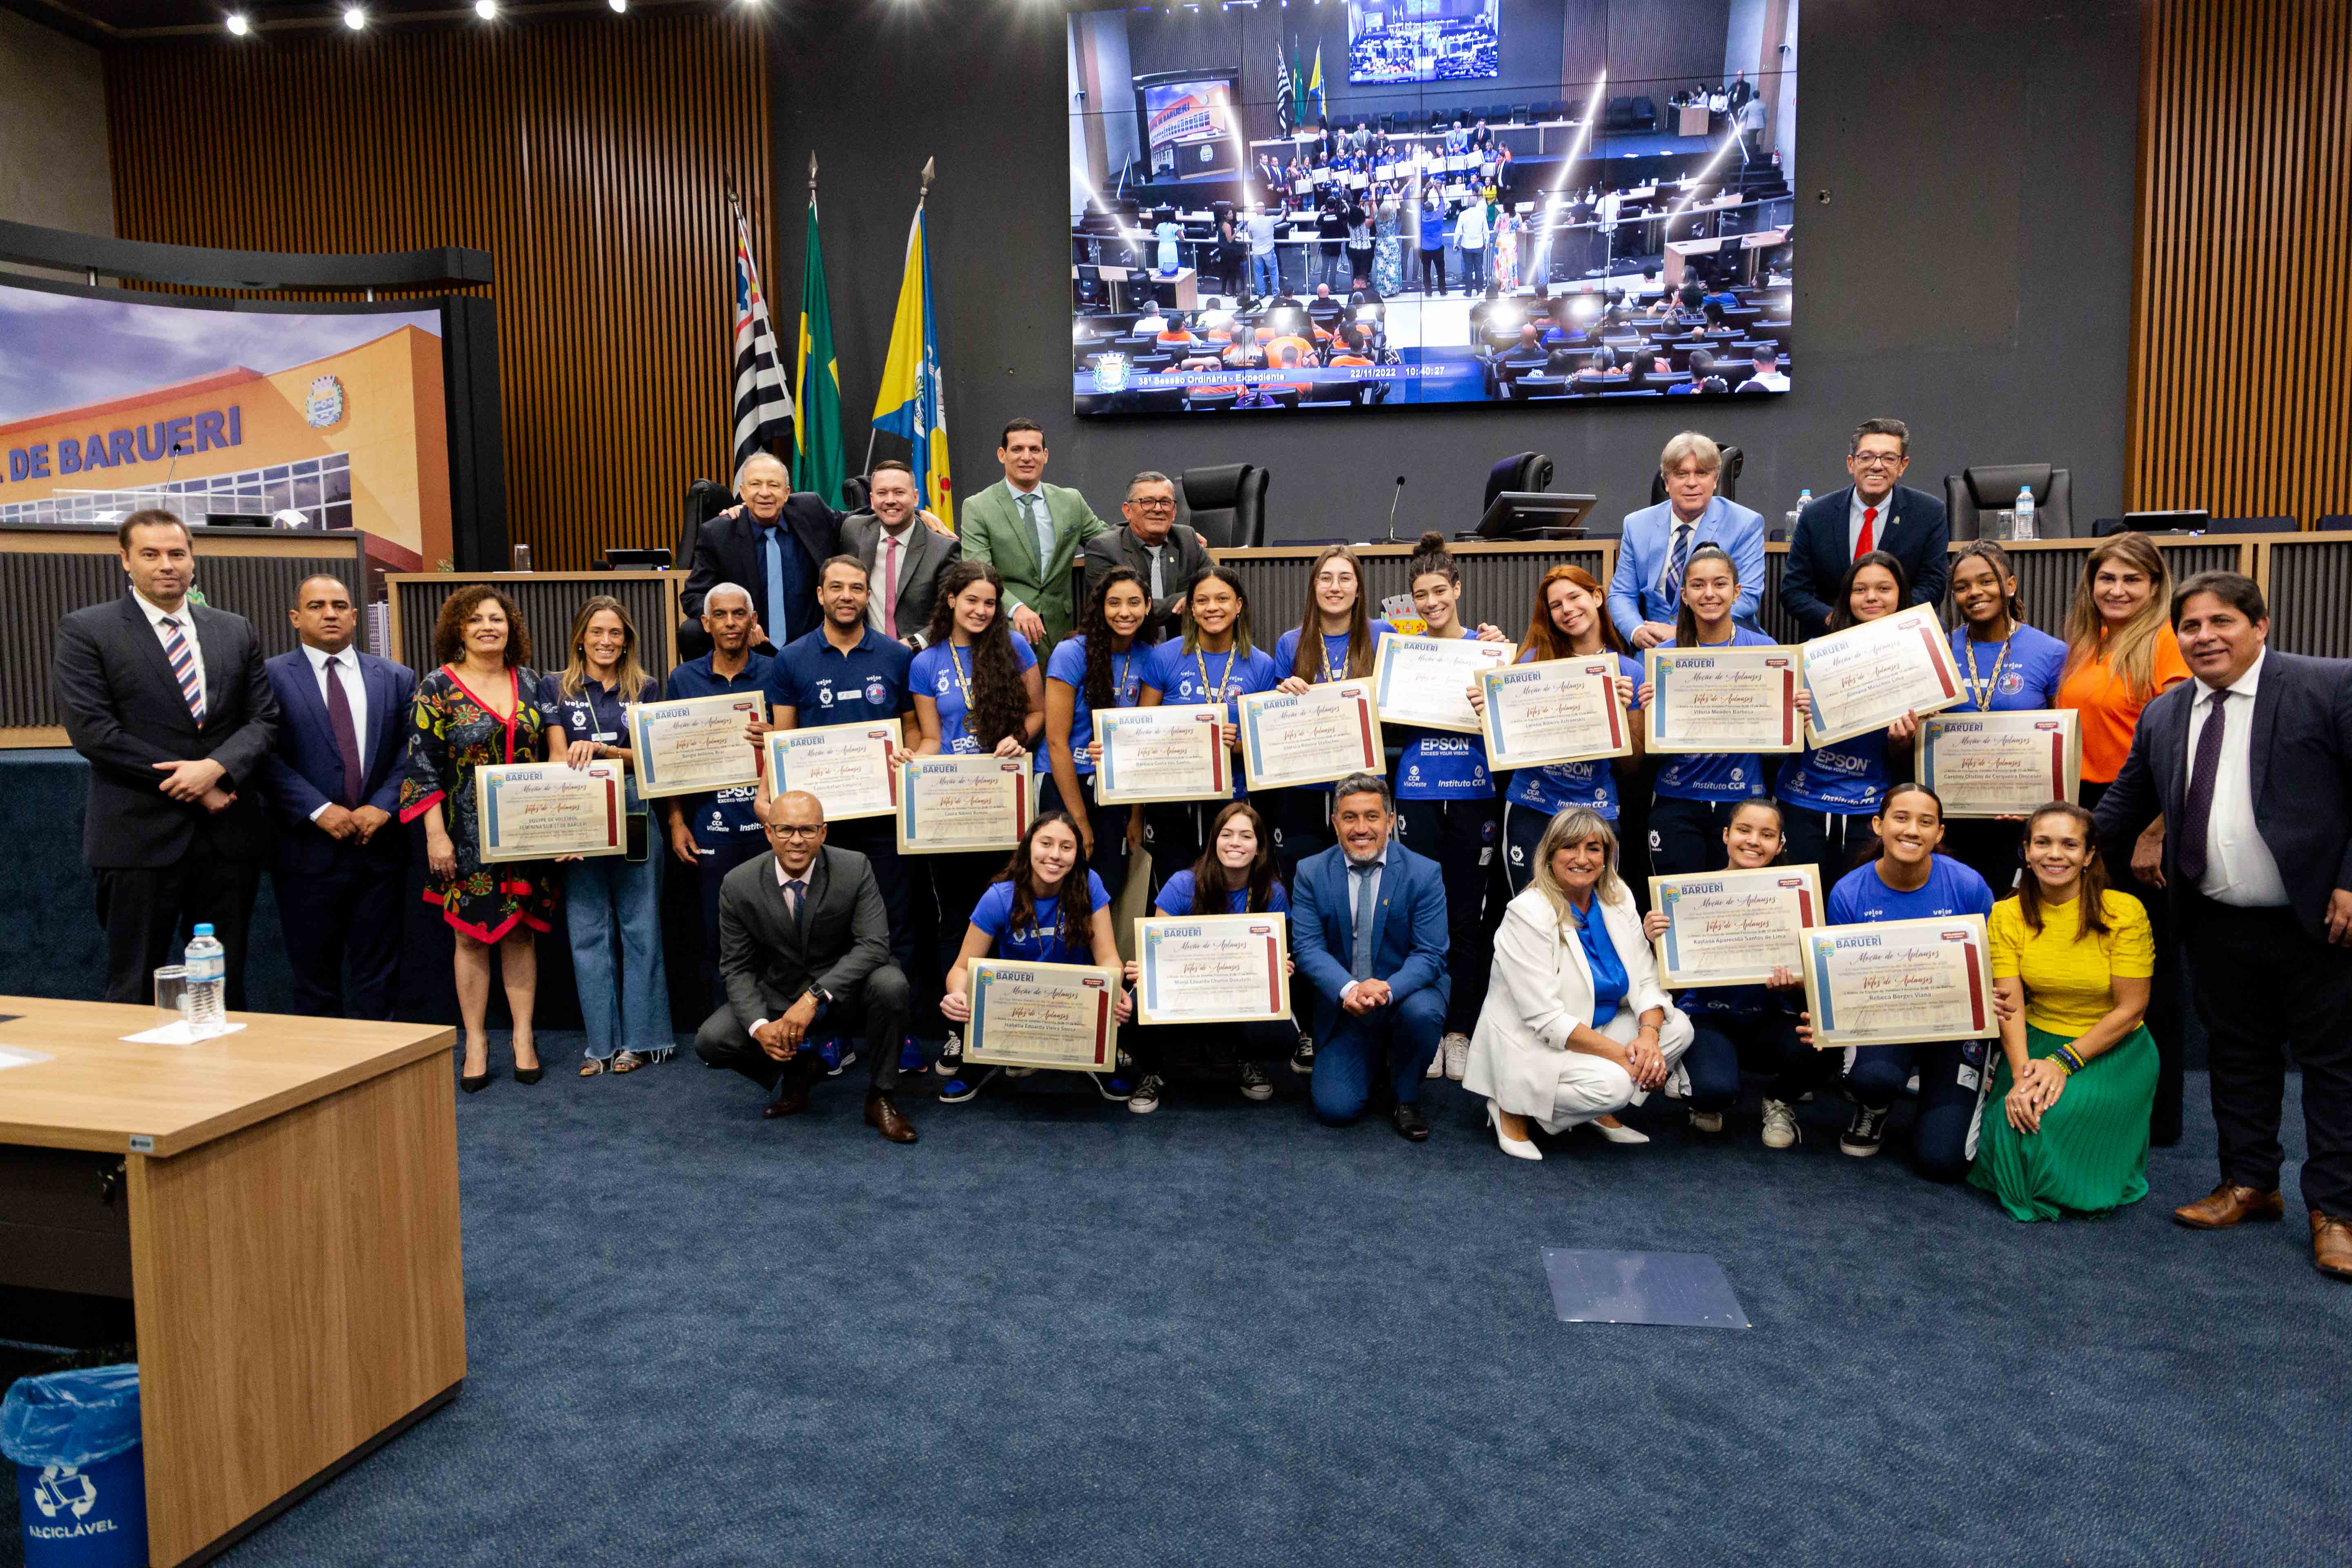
[1372,183,1405,298]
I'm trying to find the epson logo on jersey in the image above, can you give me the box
[1813,751,1869,775]
[1421,737,1472,755]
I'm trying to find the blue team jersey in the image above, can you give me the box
[1384,625,1496,800]
[1045,635,1145,777]
[768,626,915,729]
[969,871,1112,964]
[1948,623,2069,713]
[1826,855,1995,925]
[1777,726,1893,815]
[1504,651,1643,818]
[912,637,1038,754]
[663,651,775,849]
[1152,870,1292,916]
[1650,625,1784,804]
[540,672,653,749]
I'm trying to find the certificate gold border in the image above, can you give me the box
[893,754,1034,855]
[1476,657,1630,769]
[1647,864,1823,989]
[1799,605,1967,748]
[625,690,767,800]
[475,760,627,863]
[1642,646,1805,755]
[1372,634,1517,735]
[762,717,903,822]
[1238,682,1383,792]
[1133,912,1292,1025]
[965,957,1120,1070]
[1915,709,2083,819]
[1798,912,1997,1049]
[1093,704,1232,805]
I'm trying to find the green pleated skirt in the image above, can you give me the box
[1968,1023,2157,1222]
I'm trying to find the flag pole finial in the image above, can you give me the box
[920,157,936,201]
[807,151,818,202]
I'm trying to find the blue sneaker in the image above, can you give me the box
[1092,1073,1132,1102]
[817,1038,843,1076]
[938,1075,981,1104]
[899,1036,926,1074]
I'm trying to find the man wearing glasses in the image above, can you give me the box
[1081,471,1214,645]
[1778,417,1951,638]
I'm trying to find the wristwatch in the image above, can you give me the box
[805,986,834,1013]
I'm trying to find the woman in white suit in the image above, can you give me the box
[1464,807,1693,1160]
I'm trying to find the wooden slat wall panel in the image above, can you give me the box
[2128,0,2352,526]
[103,17,773,572]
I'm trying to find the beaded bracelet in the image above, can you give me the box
[2051,1045,2087,1076]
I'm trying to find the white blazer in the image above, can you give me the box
[1463,885,1679,1119]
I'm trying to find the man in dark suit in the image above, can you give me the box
[693,790,916,1142]
[254,575,416,1019]
[839,459,958,645]
[2094,573,2352,1278]
[1290,773,1451,1140]
[1080,470,1213,644]
[1779,417,1950,637]
[680,452,850,662]
[52,511,280,1007]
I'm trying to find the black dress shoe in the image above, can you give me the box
[461,1069,493,1094]
[514,1066,544,1086]
[1392,1101,1430,1142]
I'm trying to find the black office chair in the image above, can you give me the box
[674,478,739,660]
[840,474,870,514]
[1647,443,1744,505]
[2203,515,2298,534]
[2317,514,2352,532]
[1180,463,1268,549]
[1486,452,1554,514]
[1943,464,2074,540]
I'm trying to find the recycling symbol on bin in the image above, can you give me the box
[33,1463,98,1520]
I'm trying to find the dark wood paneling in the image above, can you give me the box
[2129,0,2352,525]
[104,16,775,572]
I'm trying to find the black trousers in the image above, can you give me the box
[1143,800,1224,899]
[825,818,917,976]
[1418,246,1446,294]
[1776,803,1872,884]
[694,835,768,1009]
[2080,779,2184,1143]
[1038,774,1132,908]
[930,849,1007,980]
[2182,896,2352,1217]
[1267,787,1336,889]
[273,849,405,1020]
[694,964,912,1098]
[1939,818,2024,900]
[94,839,262,1010]
[1648,794,1740,879]
[1128,1017,1298,1076]
[1395,795,1500,1036]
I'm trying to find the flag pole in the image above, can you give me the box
[867,158,938,477]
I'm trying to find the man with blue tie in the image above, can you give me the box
[256,575,418,1019]
[1607,432,1766,648]
[1291,773,1452,1140]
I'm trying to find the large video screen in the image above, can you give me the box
[1068,0,1798,415]
[0,281,452,568]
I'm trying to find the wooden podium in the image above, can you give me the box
[0,999,463,1566]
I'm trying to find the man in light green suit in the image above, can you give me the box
[958,419,1110,648]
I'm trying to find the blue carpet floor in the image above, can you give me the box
[8,1044,2350,1566]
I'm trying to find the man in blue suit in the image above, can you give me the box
[1608,431,1766,646]
[256,575,416,1018]
[1291,773,1451,1140]
[1778,417,1951,638]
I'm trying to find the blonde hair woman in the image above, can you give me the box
[1463,808,1693,1160]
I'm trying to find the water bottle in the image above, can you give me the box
[2013,485,2036,540]
[184,924,226,1038]
[1785,487,1813,537]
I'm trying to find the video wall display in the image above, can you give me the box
[1068,0,1799,416]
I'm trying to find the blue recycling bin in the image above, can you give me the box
[2,1365,148,1568]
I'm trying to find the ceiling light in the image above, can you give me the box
[342,5,365,28]
[475,0,496,15]
[225,11,249,33]
[608,0,626,10]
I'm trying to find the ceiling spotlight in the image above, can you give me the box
[608,0,626,10]
[225,11,249,33]
[342,4,365,27]
[474,0,496,14]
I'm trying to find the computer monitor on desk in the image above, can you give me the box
[1477,492,1598,540]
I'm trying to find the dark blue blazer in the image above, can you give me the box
[256,647,417,873]
[1778,483,1950,638]
[2092,648,2352,946]
[1289,840,1451,1032]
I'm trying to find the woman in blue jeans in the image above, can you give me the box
[545,596,671,1077]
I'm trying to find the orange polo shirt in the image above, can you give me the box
[2057,630,2192,783]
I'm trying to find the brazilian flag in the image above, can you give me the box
[794,196,846,509]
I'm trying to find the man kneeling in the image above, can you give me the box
[695,790,916,1141]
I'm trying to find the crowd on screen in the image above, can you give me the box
[49,415,2352,1276]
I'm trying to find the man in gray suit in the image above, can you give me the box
[1080,470,1213,644]
[693,790,917,1141]
[839,459,959,645]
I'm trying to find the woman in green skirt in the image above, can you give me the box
[1971,802,2158,1221]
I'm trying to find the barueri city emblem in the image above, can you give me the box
[305,374,347,429]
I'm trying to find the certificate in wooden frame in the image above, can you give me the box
[965,958,1120,1070]
[1646,864,1823,989]
[625,690,767,800]
[1916,710,2082,819]
[1238,682,1382,792]
[762,717,902,823]
[1133,912,1292,1025]
[1798,913,1997,1049]
[475,760,627,863]
[1094,704,1231,805]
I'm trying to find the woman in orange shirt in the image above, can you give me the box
[2056,530,2192,1144]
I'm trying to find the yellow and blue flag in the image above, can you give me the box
[872,203,953,529]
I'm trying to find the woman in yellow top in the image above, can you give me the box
[1970,802,2158,1221]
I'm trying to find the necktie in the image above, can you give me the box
[880,533,902,639]
[1350,863,1379,980]
[1147,544,1165,601]
[160,616,205,724]
[761,526,787,641]
[785,877,806,929]
[324,655,364,805]
[2176,689,2229,885]
[1855,505,1878,558]
[1020,492,1053,571]
[1662,521,1693,608]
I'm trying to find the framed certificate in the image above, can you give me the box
[474,761,626,863]
[1799,605,1965,748]
[1798,913,1998,1049]
[965,958,1120,1071]
[1238,682,1382,791]
[1916,710,2082,819]
[1094,705,1230,805]
[894,755,1033,855]
[1649,865,1823,989]
[1134,913,1291,1025]
[626,690,766,800]
[764,718,902,823]
[1644,646,1803,755]
[1373,635,1516,734]
[1477,657,1629,770]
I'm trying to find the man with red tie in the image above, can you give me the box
[1777,417,1951,638]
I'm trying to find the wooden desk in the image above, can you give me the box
[0,999,463,1567]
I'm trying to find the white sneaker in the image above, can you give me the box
[1761,1098,1800,1149]
[1128,1073,1165,1114]
[934,1033,962,1077]
[1688,1109,1724,1134]
[1237,1061,1273,1101]
[1664,1062,1690,1100]
[1442,1032,1470,1081]
[1425,1040,1446,1078]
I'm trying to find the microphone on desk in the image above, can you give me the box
[1385,475,1406,544]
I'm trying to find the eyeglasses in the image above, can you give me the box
[767,824,824,840]
[1128,497,1177,511]
[1849,452,1906,468]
